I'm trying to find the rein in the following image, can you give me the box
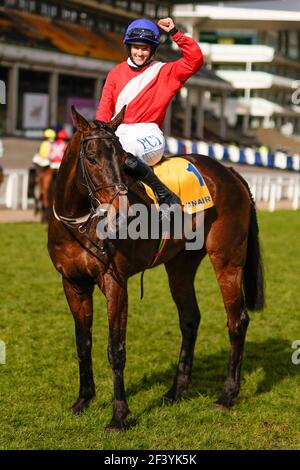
[54,129,168,295]
[53,130,128,287]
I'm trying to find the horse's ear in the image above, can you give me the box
[108,106,126,132]
[71,106,90,132]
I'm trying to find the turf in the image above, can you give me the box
[0,210,300,450]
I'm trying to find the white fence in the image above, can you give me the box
[244,174,300,212]
[0,168,299,212]
[0,169,30,210]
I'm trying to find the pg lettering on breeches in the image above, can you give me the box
[135,133,164,166]
[116,123,165,166]
[137,135,163,151]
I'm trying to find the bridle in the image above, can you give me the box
[52,127,129,287]
[79,133,128,213]
[53,128,128,261]
[54,129,128,226]
[53,126,167,292]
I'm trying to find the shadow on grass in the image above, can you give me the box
[89,338,300,429]
[91,337,299,430]
[125,337,299,403]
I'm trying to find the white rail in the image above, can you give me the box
[0,169,29,210]
[243,174,300,211]
[0,169,299,212]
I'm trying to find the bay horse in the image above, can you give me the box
[34,166,58,223]
[0,164,3,186]
[48,106,264,432]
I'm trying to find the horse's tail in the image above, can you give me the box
[244,203,265,311]
[229,168,265,311]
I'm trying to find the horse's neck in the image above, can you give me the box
[55,143,90,218]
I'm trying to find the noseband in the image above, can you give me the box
[79,133,128,211]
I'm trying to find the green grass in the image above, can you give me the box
[0,211,300,450]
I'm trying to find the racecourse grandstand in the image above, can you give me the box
[0,7,125,61]
[0,0,232,142]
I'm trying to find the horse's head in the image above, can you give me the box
[71,106,128,210]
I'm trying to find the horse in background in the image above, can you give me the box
[34,129,68,223]
[48,107,264,432]
[31,166,58,223]
[0,164,3,186]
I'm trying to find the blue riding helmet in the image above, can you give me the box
[124,18,160,46]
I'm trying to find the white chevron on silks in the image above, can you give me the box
[114,61,166,117]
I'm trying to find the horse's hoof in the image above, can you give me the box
[70,396,94,415]
[213,402,230,412]
[161,394,175,406]
[161,387,187,405]
[105,420,126,433]
[213,395,234,411]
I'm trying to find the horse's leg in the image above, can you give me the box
[63,277,95,414]
[34,169,41,214]
[41,169,53,222]
[42,169,51,209]
[208,253,249,408]
[37,169,43,200]
[163,250,203,403]
[102,274,130,432]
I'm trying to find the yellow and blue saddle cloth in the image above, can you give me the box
[142,157,214,214]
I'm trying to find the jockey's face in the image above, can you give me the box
[130,44,152,66]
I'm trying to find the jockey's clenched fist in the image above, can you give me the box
[157,17,175,33]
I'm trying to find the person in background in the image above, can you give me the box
[39,129,68,221]
[96,17,204,218]
[33,128,56,168]
[32,128,56,216]
[49,129,68,170]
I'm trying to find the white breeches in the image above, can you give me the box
[116,123,165,167]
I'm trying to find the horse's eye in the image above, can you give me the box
[87,155,97,165]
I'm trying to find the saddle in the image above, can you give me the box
[141,157,214,214]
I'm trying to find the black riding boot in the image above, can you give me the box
[124,153,181,214]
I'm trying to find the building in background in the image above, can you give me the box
[1,1,299,212]
[0,0,237,141]
[174,1,300,150]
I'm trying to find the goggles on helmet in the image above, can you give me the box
[127,28,159,41]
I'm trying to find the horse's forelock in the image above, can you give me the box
[92,120,111,133]
[78,121,124,171]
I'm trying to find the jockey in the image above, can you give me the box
[49,129,68,170]
[32,128,56,167]
[96,17,204,215]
